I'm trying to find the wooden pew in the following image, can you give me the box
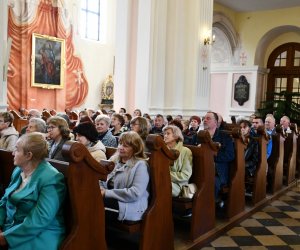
[283,124,297,185]
[105,134,179,250]
[10,110,28,133]
[226,128,246,218]
[251,127,268,205]
[173,130,218,240]
[267,126,285,193]
[0,149,15,196]
[0,141,114,250]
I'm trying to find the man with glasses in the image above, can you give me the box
[0,112,19,151]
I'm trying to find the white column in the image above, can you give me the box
[195,0,213,113]
[0,0,8,111]
[134,0,152,113]
[114,0,133,111]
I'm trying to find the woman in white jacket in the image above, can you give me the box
[0,112,19,151]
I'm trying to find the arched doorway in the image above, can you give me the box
[265,42,300,122]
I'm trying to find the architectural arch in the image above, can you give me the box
[254,25,300,67]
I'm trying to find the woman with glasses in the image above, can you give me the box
[130,116,150,140]
[46,116,71,161]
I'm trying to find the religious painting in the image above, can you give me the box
[31,33,65,89]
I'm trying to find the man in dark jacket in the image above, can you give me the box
[193,112,235,201]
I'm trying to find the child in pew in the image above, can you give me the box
[100,131,149,221]
[0,132,66,250]
[73,121,107,162]
[162,125,193,197]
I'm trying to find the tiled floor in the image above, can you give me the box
[202,184,300,249]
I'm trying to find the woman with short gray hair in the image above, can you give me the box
[95,115,117,147]
[26,118,47,133]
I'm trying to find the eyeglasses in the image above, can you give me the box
[0,120,4,123]
[130,123,140,126]
[47,125,57,131]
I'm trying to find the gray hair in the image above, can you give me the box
[95,114,111,126]
[29,118,47,133]
[163,125,184,142]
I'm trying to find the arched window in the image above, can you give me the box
[80,0,107,42]
[267,43,300,104]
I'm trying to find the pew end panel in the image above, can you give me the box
[226,128,246,218]
[49,141,114,250]
[173,130,218,240]
[10,110,28,133]
[104,135,179,250]
[267,126,285,193]
[138,134,178,250]
[0,150,15,196]
[252,127,268,205]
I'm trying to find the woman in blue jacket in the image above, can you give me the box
[101,131,149,221]
[0,132,66,250]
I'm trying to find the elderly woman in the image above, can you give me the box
[0,132,66,250]
[26,117,47,133]
[163,125,193,197]
[47,116,71,161]
[73,122,107,162]
[100,131,149,221]
[95,115,117,147]
[0,112,19,151]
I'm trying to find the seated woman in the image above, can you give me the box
[130,116,149,144]
[47,116,71,161]
[100,131,149,222]
[0,132,66,250]
[162,125,193,197]
[95,115,117,147]
[73,122,107,162]
[239,119,259,178]
[26,117,47,133]
[110,114,128,137]
[0,112,19,151]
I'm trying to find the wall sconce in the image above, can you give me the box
[204,34,215,45]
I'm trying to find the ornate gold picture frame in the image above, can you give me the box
[31,33,65,89]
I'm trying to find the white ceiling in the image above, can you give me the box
[214,0,300,12]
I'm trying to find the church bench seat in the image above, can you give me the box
[0,141,114,250]
[173,130,218,240]
[104,134,179,250]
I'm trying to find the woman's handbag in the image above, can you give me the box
[180,183,197,199]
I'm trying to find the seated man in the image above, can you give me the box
[252,116,272,159]
[150,114,165,135]
[192,112,234,203]
[280,115,291,133]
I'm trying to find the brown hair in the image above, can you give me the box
[118,131,147,160]
[47,116,71,139]
[130,116,149,140]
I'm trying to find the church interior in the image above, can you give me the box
[0,0,300,249]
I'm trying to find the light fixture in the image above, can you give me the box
[204,34,215,45]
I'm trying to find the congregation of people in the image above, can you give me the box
[0,106,296,249]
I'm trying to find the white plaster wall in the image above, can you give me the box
[68,0,116,111]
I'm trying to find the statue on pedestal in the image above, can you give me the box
[99,75,114,111]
